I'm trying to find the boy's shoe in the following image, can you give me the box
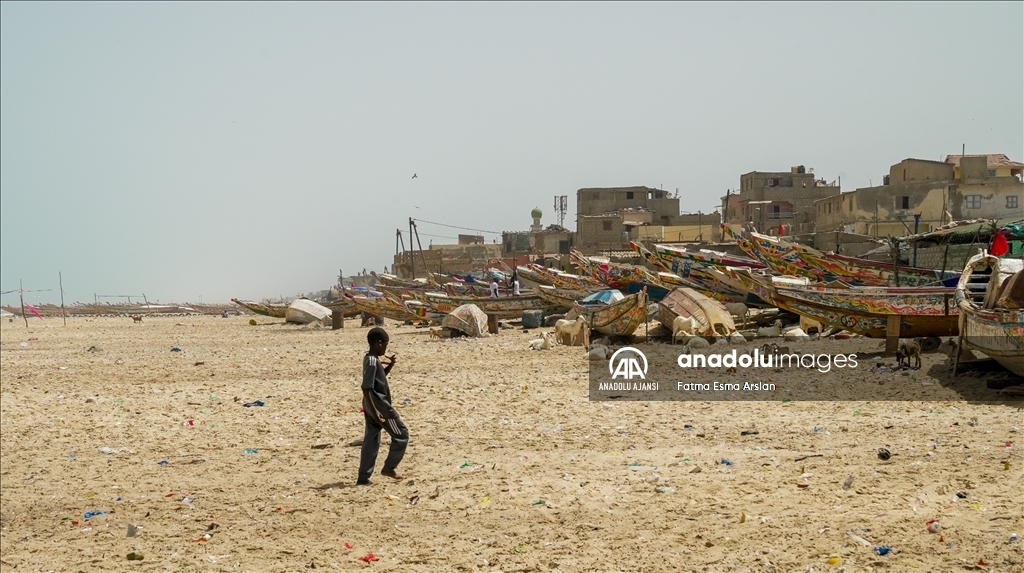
[356,478,372,486]
[381,470,404,480]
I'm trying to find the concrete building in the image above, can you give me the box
[721,166,840,236]
[501,207,575,257]
[630,211,723,243]
[814,154,1024,237]
[576,186,681,250]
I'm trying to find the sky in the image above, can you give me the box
[2,2,1021,305]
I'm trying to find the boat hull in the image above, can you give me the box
[232,299,288,318]
[574,290,649,337]
[424,293,562,319]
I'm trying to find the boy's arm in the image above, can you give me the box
[384,354,397,375]
[362,388,385,422]
[362,357,385,422]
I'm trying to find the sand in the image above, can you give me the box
[1,315,1022,572]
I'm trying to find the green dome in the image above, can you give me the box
[531,207,543,219]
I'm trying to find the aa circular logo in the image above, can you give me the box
[609,347,648,379]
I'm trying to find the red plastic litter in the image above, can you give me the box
[344,542,353,549]
[357,553,379,562]
[71,520,79,525]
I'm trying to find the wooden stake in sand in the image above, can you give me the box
[19,279,27,327]
[59,272,66,326]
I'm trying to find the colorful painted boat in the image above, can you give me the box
[771,283,959,338]
[573,289,650,337]
[656,287,736,338]
[349,295,444,323]
[518,264,605,291]
[631,242,760,305]
[954,253,1024,376]
[423,292,562,319]
[569,251,671,300]
[636,241,765,271]
[371,272,427,288]
[536,285,603,311]
[231,299,289,318]
[722,225,958,287]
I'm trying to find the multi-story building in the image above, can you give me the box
[576,186,682,250]
[721,166,840,236]
[814,154,1024,237]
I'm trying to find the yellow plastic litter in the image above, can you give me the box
[740,512,746,523]
[826,556,840,566]
[479,496,490,504]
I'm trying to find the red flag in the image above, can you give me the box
[991,230,1009,257]
[25,304,43,320]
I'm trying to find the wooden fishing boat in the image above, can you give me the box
[954,253,1024,376]
[656,288,736,338]
[536,285,603,311]
[423,292,563,319]
[231,299,289,318]
[518,264,605,291]
[370,272,427,288]
[349,295,444,323]
[631,243,760,305]
[635,241,765,271]
[726,268,810,307]
[722,225,957,287]
[573,290,650,337]
[569,251,670,300]
[771,283,959,339]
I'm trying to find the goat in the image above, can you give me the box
[799,316,822,338]
[588,344,613,361]
[728,332,747,344]
[528,332,555,351]
[723,303,750,326]
[685,336,710,350]
[783,327,811,342]
[672,316,698,344]
[896,340,922,370]
[756,319,784,338]
[428,327,443,340]
[131,315,143,323]
[555,317,589,347]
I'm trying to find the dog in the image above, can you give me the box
[896,340,922,370]
[131,315,143,323]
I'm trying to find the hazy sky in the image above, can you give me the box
[2,2,1021,305]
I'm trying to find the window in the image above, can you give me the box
[828,203,832,214]
[896,196,910,209]
[602,220,612,231]
[987,170,996,177]
[626,191,634,199]
[965,195,982,209]
[1008,196,1019,209]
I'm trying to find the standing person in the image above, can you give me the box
[512,269,521,296]
[357,327,409,485]
[489,278,499,298]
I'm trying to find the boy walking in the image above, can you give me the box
[358,327,409,485]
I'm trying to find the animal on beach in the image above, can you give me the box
[528,332,555,351]
[896,340,922,370]
[131,315,143,323]
[723,303,750,326]
[756,319,783,338]
[587,344,613,360]
[938,338,978,363]
[554,317,589,347]
[798,316,822,338]
[783,327,810,342]
[671,316,698,344]
[428,327,443,340]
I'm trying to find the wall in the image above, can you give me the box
[630,224,721,243]
[576,186,679,217]
[577,215,628,250]
[888,159,954,184]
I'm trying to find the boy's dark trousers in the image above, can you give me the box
[358,411,409,481]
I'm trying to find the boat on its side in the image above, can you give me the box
[954,253,1024,376]
[349,295,444,323]
[656,287,736,338]
[232,299,289,318]
[572,289,650,337]
[536,285,603,311]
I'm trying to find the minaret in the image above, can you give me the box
[530,207,543,232]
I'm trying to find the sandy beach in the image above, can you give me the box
[1,315,1022,572]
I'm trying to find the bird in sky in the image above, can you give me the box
[411,173,418,179]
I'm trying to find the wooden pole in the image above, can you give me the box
[59,272,66,326]
[19,280,27,327]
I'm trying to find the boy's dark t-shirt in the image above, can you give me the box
[362,354,396,419]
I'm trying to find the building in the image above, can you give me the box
[721,166,840,236]
[814,154,1024,237]
[576,186,682,250]
[630,211,723,243]
[501,207,575,258]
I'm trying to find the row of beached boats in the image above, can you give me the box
[233,218,1023,376]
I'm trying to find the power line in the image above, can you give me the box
[412,218,502,235]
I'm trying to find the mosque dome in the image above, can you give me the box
[531,207,543,220]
